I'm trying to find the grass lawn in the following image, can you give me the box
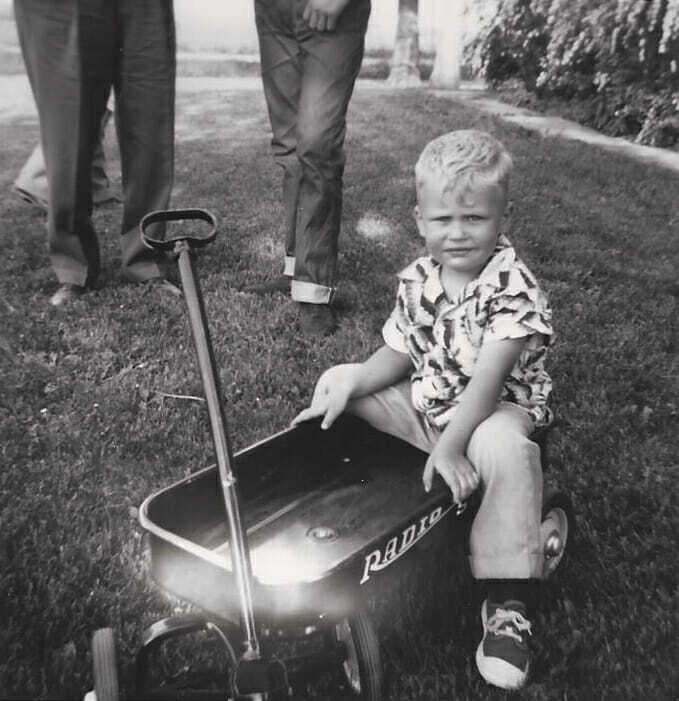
[1,81,678,700]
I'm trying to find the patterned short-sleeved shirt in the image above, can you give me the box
[382,235,554,429]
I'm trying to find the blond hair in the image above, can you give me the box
[415,130,513,201]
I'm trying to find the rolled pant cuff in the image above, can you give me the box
[283,256,295,277]
[291,279,333,304]
[469,553,544,580]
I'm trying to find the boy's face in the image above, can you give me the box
[415,176,505,283]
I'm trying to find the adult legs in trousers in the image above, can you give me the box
[114,0,175,283]
[13,105,118,212]
[254,0,370,334]
[13,0,176,305]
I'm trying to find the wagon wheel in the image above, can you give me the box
[540,491,574,579]
[335,611,382,700]
[91,628,120,701]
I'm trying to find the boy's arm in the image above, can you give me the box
[423,337,526,502]
[292,344,412,429]
[348,344,412,396]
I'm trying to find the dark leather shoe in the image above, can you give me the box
[298,303,337,336]
[243,275,291,295]
[49,284,85,307]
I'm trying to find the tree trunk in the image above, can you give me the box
[387,0,421,88]
[430,0,463,89]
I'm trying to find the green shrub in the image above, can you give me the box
[482,0,549,90]
[480,0,679,147]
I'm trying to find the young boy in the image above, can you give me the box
[292,130,554,690]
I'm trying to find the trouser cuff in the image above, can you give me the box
[291,279,333,304]
[120,229,164,282]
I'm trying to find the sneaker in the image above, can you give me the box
[475,599,532,690]
[298,302,336,336]
[243,275,291,295]
[49,283,86,307]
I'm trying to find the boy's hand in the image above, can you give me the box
[303,0,352,31]
[422,443,480,505]
[291,364,358,430]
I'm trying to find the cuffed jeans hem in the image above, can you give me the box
[469,552,543,580]
[284,256,295,277]
[291,279,333,304]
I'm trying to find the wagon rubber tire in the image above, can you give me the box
[540,491,575,579]
[91,628,120,701]
[335,611,382,700]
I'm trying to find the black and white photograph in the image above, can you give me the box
[0,1,677,699]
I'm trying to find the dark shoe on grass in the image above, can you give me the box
[49,283,85,307]
[476,599,532,690]
[243,274,291,295]
[298,303,337,336]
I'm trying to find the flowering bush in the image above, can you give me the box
[481,0,549,90]
[480,0,679,147]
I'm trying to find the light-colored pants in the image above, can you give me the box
[349,381,544,579]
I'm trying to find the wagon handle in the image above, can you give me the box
[139,208,261,660]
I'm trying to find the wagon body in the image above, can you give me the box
[139,414,471,628]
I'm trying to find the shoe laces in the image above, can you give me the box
[487,607,532,644]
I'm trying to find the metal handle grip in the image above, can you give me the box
[140,208,217,251]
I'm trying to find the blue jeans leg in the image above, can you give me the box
[256,1,368,303]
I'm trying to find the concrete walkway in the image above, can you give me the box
[1,70,678,175]
[447,90,679,174]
